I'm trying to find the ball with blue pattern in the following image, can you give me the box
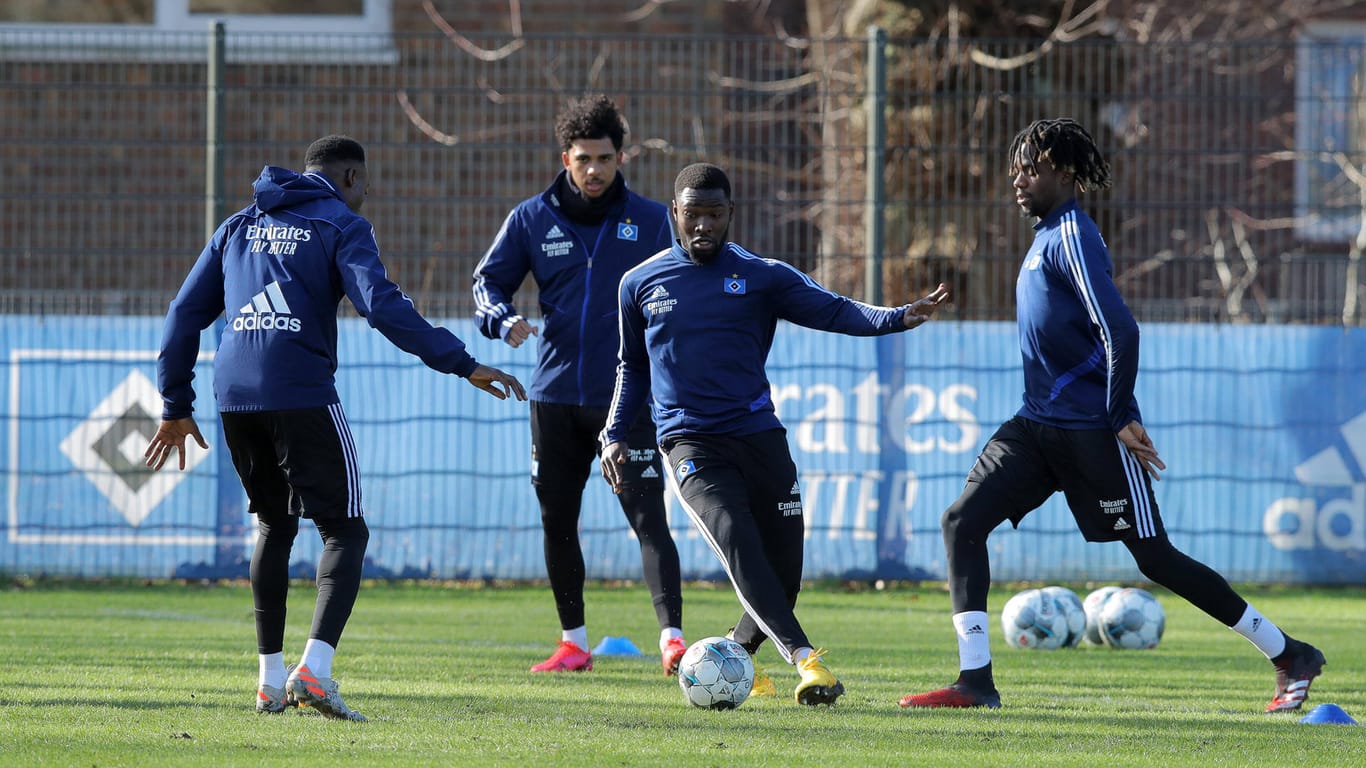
[678,637,755,710]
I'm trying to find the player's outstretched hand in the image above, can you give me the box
[600,440,628,494]
[902,282,952,329]
[466,364,528,401]
[144,417,209,471]
[1118,420,1165,481]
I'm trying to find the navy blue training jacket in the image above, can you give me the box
[604,241,912,445]
[472,170,671,407]
[1016,198,1142,432]
[157,166,479,419]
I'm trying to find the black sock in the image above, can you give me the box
[1271,634,1298,665]
[959,663,995,690]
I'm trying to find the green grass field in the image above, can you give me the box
[0,579,1361,767]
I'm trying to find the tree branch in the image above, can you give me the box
[423,0,524,62]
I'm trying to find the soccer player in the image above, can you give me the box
[145,135,526,721]
[898,118,1326,712]
[472,94,689,675]
[600,163,950,705]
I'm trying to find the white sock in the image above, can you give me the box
[259,652,287,689]
[300,638,336,679]
[792,646,812,664]
[659,627,684,653]
[953,611,992,671]
[1230,604,1286,659]
[563,626,589,651]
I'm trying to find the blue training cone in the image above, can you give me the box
[1299,703,1358,725]
[592,635,643,657]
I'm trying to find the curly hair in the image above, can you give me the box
[554,94,627,152]
[1009,118,1112,192]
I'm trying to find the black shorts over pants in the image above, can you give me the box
[963,414,1164,542]
[220,403,363,522]
[530,400,662,493]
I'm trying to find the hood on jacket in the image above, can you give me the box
[252,166,343,213]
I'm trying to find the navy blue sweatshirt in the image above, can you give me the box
[1016,198,1141,432]
[158,166,478,419]
[472,170,671,407]
[604,241,912,444]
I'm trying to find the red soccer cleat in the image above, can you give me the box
[899,680,1001,709]
[1266,640,1326,712]
[530,640,593,672]
[661,636,687,676]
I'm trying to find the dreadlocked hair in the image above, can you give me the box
[1009,118,1112,192]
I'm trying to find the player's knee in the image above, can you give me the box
[616,484,667,523]
[944,494,1010,561]
[315,515,369,548]
[943,478,1012,542]
[1125,535,1177,580]
[257,514,299,542]
[941,496,984,545]
[535,483,587,530]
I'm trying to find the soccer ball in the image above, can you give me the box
[1082,586,1123,646]
[1098,587,1165,650]
[677,637,755,710]
[1041,585,1086,648]
[1000,588,1068,650]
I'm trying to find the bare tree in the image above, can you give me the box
[402,0,1366,324]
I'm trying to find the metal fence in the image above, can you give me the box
[4,28,1366,582]
[3,28,1364,324]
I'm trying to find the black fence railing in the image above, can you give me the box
[2,31,1363,324]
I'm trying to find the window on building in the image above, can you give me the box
[1296,22,1366,241]
[0,0,393,62]
[0,1,154,23]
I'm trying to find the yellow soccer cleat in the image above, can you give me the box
[794,648,844,706]
[749,665,777,697]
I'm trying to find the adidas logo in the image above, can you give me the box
[1113,518,1131,531]
[790,480,801,495]
[1265,409,1366,553]
[965,624,985,635]
[1251,617,1262,632]
[640,465,659,479]
[1295,411,1366,486]
[645,284,677,316]
[232,281,301,332]
[541,228,573,257]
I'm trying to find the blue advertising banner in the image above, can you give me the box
[2,316,1363,583]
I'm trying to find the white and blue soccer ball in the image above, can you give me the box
[1000,588,1068,650]
[1042,585,1086,648]
[1082,585,1123,646]
[678,637,755,710]
[1097,587,1165,650]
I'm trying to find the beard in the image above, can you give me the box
[1017,199,1052,220]
[683,226,729,264]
